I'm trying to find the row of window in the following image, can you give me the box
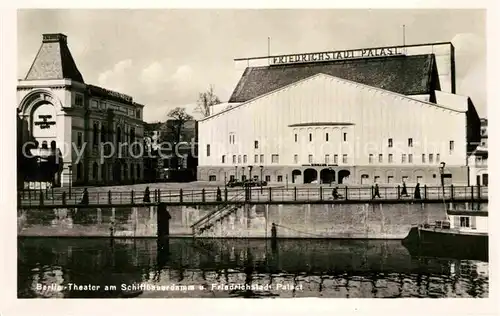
[220,137,456,153]
[218,153,444,165]
[208,174,282,182]
[369,153,442,164]
[75,162,142,181]
[79,94,142,119]
[294,132,348,143]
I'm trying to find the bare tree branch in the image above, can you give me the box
[196,84,221,117]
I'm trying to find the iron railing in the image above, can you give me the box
[17,185,488,207]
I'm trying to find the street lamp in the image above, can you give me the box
[260,165,264,193]
[68,164,72,196]
[224,171,227,189]
[439,162,446,188]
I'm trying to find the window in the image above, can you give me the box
[77,132,83,147]
[271,154,279,163]
[260,154,264,163]
[308,154,313,163]
[401,154,406,163]
[91,100,98,109]
[387,176,394,183]
[429,154,434,163]
[254,154,258,163]
[408,154,413,163]
[75,94,83,107]
[388,138,393,147]
[374,176,380,183]
[402,176,408,183]
[294,154,298,164]
[422,154,426,163]
[378,154,383,163]
[342,154,347,164]
[369,154,373,164]
[309,133,312,142]
[460,216,470,228]
[388,154,393,163]
[136,109,141,119]
[222,155,226,163]
[232,155,236,163]
[334,154,338,164]
[206,144,211,157]
[243,155,247,163]
[408,138,413,147]
[238,155,241,163]
[325,154,330,164]
[326,133,329,142]
[416,176,423,184]
[343,132,347,142]
[449,140,454,153]
[229,135,232,143]
[294,134,298,142]
[265,175,271,182]
[436,154,440,163]
[361,174,369,185]
[254,140,259,149]
[209,175,217,181]
[277,175,283,182]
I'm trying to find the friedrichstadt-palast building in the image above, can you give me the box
[197,42,485,185]
[17,33,145,187]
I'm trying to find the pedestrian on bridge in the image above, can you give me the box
[216,187,222,202]
[143,186,151,203]
[401,180,410,197]
[372,183,381,199]
[80,188,89,205]
[414,182,422,200]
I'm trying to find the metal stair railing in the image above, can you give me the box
[190,189,246,236]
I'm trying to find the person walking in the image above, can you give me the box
[414,182,422,200]
[143,186,151,203]
[80,188,89,205]
[401,180,409,197]
[216,187,222,202]
[372,183,381,199]
[332,187,340,200]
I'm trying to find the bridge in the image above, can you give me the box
[18,185,488,208]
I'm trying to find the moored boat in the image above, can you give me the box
[402,208,488,261]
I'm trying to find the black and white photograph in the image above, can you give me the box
[1,5,495,310]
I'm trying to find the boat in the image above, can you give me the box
[402,163,488,262]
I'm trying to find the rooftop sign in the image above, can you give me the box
[270,47,405,65]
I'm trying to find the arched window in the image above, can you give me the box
[361,174,369,185]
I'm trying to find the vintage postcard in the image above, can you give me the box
[1,5,496,316]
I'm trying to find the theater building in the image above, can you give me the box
[17,33,146,187]
[197,42,482,185]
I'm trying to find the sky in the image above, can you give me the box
[17,9,486,122]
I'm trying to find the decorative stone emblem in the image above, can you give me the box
[34,114,56,129]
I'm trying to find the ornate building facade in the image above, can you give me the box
[17,33,146,187]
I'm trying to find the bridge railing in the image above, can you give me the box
[17,185,488,206]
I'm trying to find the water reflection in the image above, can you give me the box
[18,238,488,298]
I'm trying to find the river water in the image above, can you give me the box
[18,238,488,298]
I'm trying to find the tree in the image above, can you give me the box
[164,107,194,169]
[196,85,221,117]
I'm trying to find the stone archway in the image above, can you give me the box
[303,168,318,184]
[338,170,351,184]
[292,169,302,184]
[320,168,335,184]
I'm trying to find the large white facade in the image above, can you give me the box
[198,74,469,185]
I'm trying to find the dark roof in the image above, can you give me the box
[229,54,436,103]
[25,33,84,82]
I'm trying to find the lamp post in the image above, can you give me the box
[235,165,238,180]
[260,165,264,193]
[68,164,72,196]
[439,162,446,188]
[224,171,227,189]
